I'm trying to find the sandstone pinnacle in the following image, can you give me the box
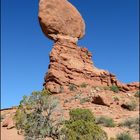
[38,0,85,43]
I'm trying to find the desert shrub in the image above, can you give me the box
[116,132,134,140]
[113,96,119,101]
[110,85,120,93]
[96,116,115,127]
[80,82,88,88]
[61,108,108,140]
[59,86,64,93]
[14,90,62,140]
[69,84,77,91]
[121,101,137,111]
[119,117,139,132]
[80,97,91,104]
[110,138,116,140]
[134,91,139,98]
[0,114,5,122]
[69,108,95,122]
[103,86,110,90]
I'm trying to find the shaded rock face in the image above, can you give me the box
[38,0,85,42]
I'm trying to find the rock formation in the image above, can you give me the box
[38,0,85,43]
[38,0,139,93]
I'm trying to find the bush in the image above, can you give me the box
[61,108,108,140]
[69,108,95,122]
[113,96,119,101]
[69,84,77,91]
[121,101,137,111]
[14,90,62,140]
[134,91,139,98]
[0,114,5,122]
[116,132,134,140]
[80,97,91,104]
[110,85,120,93]
[96,116,115,127]
[80,83,88,88]
[119,117,139,132]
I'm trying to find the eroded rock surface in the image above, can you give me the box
[43,42,139,93]
[38,0,139,93]
[38,0,85,42]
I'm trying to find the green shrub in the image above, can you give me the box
[14,90,62,140]
[69,84,77,91]
[61,108,108,140]
[61,120,108,140]
[110,85,120,93]
[134,91,139,98]
[69,108,95,122]
[80,83,88,88]
[116,132,134,140]
[96,116,115,127]
[121,101,137,111]
[119,117,139,132]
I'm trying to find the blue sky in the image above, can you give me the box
[1,0,139,109]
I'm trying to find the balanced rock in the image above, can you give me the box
[38,0,85,43]
[39,0,139,93]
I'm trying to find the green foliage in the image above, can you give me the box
[14,90,62,140]
[69,108,95,122]
[69,84,77,91]
[80,82,88,88]
[116,132,134,140]
[119,117,139,132]
[110,85,120,93]
[134,91,139,98]
[96,116,115,127]
[61,108,107,140]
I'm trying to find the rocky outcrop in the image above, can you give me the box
[43,41,137,93]
[38,0,85,42]
[38,0,139,93]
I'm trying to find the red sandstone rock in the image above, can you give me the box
[38,0,85,42]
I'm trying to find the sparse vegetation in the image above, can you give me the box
[80,96,91,104]
[121,101,137,111]
[61,108,108,140]
[110,85,120,93]
[119,117,139,132]
[96,116,115,127]
[134,91,139,98]
[80,82,88,88]
[103,86,110,90]
[68,84,77,91]
[116,132,134,140]
[0,114,5,122]
[113,96,119,101]
[14,90,63,140]
[59,86,64,93]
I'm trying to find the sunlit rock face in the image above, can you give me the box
[38,0,139,93]
[38,0,85,43]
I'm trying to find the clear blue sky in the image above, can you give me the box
[1,0,139,109]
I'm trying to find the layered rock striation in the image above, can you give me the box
[39,0,139,93]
